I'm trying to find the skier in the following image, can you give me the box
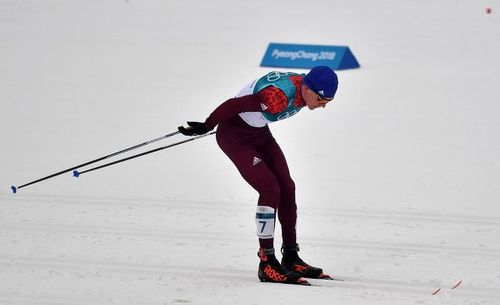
[178,66,338,285]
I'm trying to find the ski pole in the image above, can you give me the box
[11,131,180,193]
[73,131,216,177]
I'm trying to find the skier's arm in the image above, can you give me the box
[205,86,289,130]
[178,87,288,136]
[204,94,262,130]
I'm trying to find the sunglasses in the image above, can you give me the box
[317,94,334,103]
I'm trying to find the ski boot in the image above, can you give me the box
[258,248,310,285]
[281,244,332,280]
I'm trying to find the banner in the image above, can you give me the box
[260,43,360,70]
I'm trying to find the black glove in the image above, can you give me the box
[178,121,209,136]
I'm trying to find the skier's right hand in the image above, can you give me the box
[178,121,209,136]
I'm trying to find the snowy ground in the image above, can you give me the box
[1,1,499,304]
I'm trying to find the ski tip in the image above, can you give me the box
[73,170,80,178]
[451,280,462,289]
[11,185,17,194]
[432,288,441,295]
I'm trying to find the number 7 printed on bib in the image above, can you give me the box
[256,206,276,239]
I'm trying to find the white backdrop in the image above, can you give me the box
[1,1,499,304]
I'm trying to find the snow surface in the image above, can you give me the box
[1,0,500,304]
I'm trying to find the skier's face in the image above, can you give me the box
[301,83,332,110]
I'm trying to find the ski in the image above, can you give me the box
[259,274,344,287]
[259,278,311,286]
[306,276,462,295]
[317,273,344,281]
[432,280,462,295]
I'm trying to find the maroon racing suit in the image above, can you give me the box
[204,74,306,250]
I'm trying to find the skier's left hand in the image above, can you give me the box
[178,121,208,136]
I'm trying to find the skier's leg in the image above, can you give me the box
[258,139,297,245]
[217,140,280,249]
[259,139,329,279]
[215,119,309,284]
